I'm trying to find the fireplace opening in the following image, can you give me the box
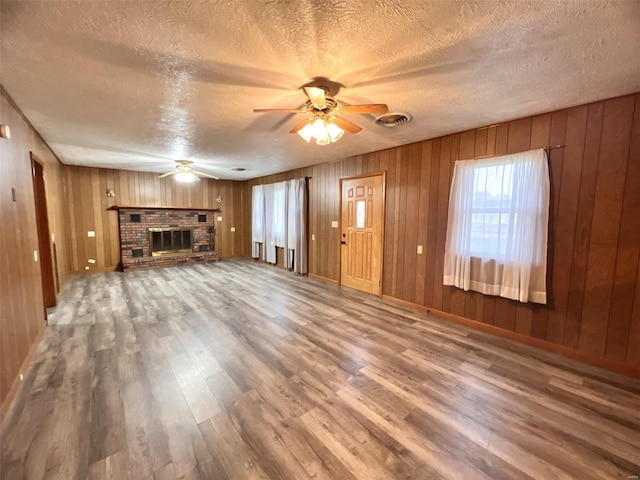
[149,228,193,256]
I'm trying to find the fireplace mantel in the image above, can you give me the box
[108,205,221,212]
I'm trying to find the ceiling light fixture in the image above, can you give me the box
[174,170,199,183]
[297,118,344,146]
[159,160,219,181]
[254,85,387,146]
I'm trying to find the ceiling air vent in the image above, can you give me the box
[375,112,413,127]
[231,167,246,171]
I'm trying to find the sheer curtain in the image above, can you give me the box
[252,178,307,272]
[443,148,550,303]
[273,181,288,251]
[262,184,277,263]
[251,185,264,258]
[287,178,308,274]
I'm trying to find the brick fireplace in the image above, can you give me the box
[109,206,220,271]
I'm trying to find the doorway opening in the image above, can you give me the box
[31,154,56,314]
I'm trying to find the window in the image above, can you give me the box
[251,179,308,274]
[443,149,550,304]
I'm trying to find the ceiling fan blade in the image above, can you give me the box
[339,104,389,115]
[304,87,327,109]
[193,170,220,180]
[158,171,176,178]
[330,116,363,134]
[289,118,314,134]
[253,108,304,114]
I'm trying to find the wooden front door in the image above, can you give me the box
[340,173,385,296]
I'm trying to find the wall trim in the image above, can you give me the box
[382,294,640,379]
[72,265,119,275]
[309,273,339,285]
[0,322,46,424]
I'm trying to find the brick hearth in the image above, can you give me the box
[111,206,220,271]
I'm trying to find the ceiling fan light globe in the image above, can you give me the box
[175,171,198,183]
[315,134,331,146]
[326,123,345,142]
[310,118,326,137]
[297,123,314,143]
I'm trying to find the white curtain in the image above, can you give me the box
[251,185,264,258]
[252,178,308,272]
[262,184,277,263]
[287,178,308,274]
[443,148,550,303]
[273,181,288,249]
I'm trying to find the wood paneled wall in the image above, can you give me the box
[244,93,640,369]
[63,166,246,272]
[0,89,72,408]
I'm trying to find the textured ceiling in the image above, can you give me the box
[1,1,639,180]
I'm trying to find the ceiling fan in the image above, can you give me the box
[253,86,389,145]
[158,160,219,182]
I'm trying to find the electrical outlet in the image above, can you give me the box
[230,227,236,232]
[331,221,338,228]
[19,374,23,381]
[417,245,423,254]
[217,216,223,222]
[87,231,95,237]
[84,266,90,270]
[88,259,96,264]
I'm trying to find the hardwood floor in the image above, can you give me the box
[2,259,640,480]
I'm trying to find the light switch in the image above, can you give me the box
[51,233,55,242]
[331,221,338,228]
[33,250,38,262]
[417,245,423,254]
[88,259,96,264]
[312,234,315,241]
[87,231,96,237]
[217,216,223,222]
[230,227,236,232]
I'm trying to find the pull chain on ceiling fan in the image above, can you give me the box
[254,86,388,145]
[158,161,219,182]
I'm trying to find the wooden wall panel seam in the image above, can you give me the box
[579,97,635,357]
[561,107,590,347]
[573,103,606,350]
[604,95,639,361]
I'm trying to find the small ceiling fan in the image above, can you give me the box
[158,160,219,182]
[253,86,389,145]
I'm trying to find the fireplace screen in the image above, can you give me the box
[149,228,193,256]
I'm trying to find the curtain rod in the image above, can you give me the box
[469,145,565,161]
